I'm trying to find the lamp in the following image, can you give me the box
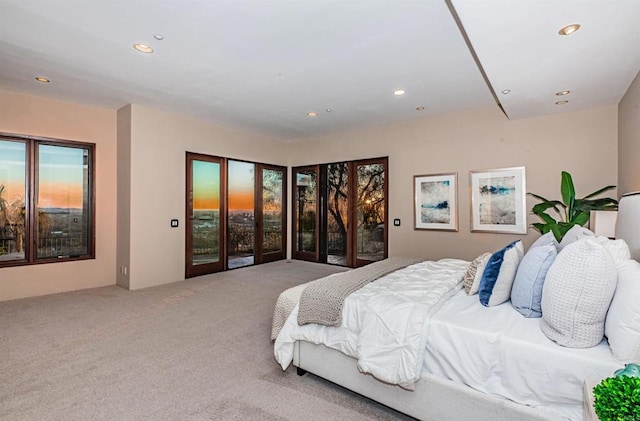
[615,192,640,261]
[590,210,617,239]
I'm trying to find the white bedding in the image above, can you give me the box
[274,258,469,389]
[274,257,626,420]
[424,290,623,420]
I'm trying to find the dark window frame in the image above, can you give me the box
[0,132,96,268]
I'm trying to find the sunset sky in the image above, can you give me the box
[1,142,87,209]
[0,140,26,203]
[38,145,86,209]
[227,160,254,211]
[192,160,255,211]
[192,160,220,210]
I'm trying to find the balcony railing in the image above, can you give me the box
[0,234,85,259]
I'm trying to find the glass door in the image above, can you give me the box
[355,159,387,266]
[293,166,319,261]
[227,160,256,269]
[186,153,224,278]
[326,163,349,266]
[256,165,286,263]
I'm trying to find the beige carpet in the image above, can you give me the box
[0,260,414,421]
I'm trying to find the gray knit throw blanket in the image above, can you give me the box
[297,256,423,327]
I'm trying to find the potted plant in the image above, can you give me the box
[528,171,618,242]
[592,368,640,421]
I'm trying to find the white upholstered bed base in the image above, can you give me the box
[293,341,562,421]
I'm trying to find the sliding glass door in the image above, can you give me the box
[186,153,286,277]
[227,160,255,269]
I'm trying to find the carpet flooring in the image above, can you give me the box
[0,260,414,421]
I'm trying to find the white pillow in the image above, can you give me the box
[593,236,631,265]
[558,225,594,251]
[605,259,640,362]
[463,252,492,295]
[540,237,617,348]
[478,241,524,307]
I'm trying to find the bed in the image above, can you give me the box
[272,192,640,421]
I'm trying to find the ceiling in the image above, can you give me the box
[0,0,639,141]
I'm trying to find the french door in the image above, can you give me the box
[292,157,387,268]
[186,153,286,278]
[186,153,225,278]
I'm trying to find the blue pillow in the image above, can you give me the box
[479,241,524,307]
[510,245,557,317]
[529,231,559,251]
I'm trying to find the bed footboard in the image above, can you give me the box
[293,341,565,421]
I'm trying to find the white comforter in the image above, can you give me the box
[274,258,469,389]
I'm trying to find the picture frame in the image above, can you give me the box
[469,166,526,234]
[413,172,458,231]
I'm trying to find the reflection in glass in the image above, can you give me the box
[296,170,317,254]
[263,169,283,253]
[0,140,26,261]
[37,144,91,259]
[191,160,221,265]
[327,163,348,266]
[357,163,385,263]
[228,160,255,269]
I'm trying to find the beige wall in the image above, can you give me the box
[0,89,117,301]
[116,105,132,289]
[121,104,287,289]
[618,71,640,196]
[0,88,621,299]
[288,105,618,261]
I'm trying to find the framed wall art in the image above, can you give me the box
[469,166,526,234]
[414,172,458,231]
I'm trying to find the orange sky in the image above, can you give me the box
[38,183,83,208]
[228,192,254,211]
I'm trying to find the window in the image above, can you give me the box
[0,133,95,266]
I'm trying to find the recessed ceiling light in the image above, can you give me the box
[133,43,154,53]
[306,111,318,117]
[556,100,569,105]
[555,90,571,96]
[393,89,406,96]
[501,89,511,95]
[416,106,425,111]
[325,109,332,113]
[35,77,50,83]
[153,34,164,41]
[558,24,581,36]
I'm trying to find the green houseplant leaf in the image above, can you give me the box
[528,171,618,242]
[593,375,640,421]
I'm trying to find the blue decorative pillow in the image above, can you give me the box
[479,240,524,307]
[510,244,557,317]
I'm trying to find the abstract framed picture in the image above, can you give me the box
[469,166,526,234]
[413,173,458,231]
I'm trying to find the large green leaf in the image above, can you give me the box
[528,192,552,202]
[560,171,576,207]
[532,201,563,215]
[574,198,619,214]
[583,185,616,199]
[569,211,590,227]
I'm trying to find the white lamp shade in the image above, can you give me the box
[590,210,618,239]
[615,192,640,261]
